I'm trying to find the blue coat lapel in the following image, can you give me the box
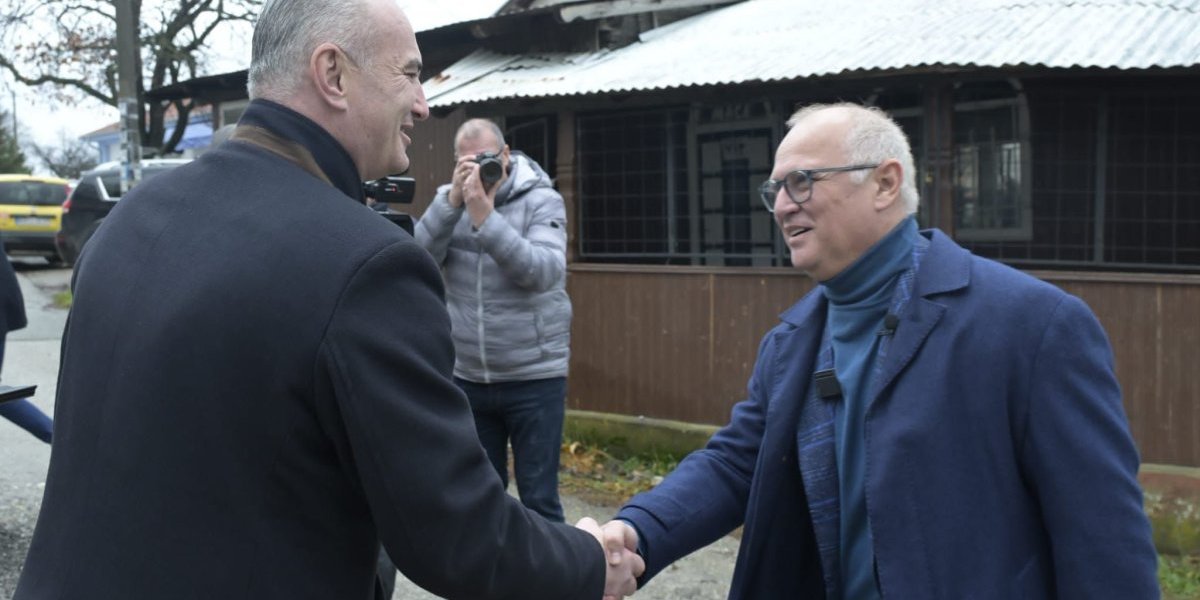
[869,230,970,408]
[775,293,842,598]
[768,230,972,598]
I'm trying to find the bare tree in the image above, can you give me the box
[0,0,259,155]
[30,134,99,179]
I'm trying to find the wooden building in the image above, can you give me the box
[152,0,1200,466]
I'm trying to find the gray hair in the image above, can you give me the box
[787,102,920,214]
[453,119,506,157]
[247,0,384,99]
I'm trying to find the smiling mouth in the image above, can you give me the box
[788,227,811,238]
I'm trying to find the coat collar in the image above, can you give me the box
[237,99,365,203]
[912,229,971,299]
[778,228,970,327]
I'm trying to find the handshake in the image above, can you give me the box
[575,517,644,599]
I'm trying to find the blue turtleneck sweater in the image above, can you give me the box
[821,216,919,600]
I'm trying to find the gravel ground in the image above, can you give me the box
[0,262,737,599]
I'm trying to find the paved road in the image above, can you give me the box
[0,261,736,599]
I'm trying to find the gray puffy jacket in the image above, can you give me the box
[414,152,571,383]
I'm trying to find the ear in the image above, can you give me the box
[872,159,903,212]
[309,42,351,111]
[501,144,511,164]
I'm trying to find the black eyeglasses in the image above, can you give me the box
[758,164,880,213]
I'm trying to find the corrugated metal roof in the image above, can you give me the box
[424,0,1200,107]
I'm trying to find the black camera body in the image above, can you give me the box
[473,151,504,186]
[363,176,416,235]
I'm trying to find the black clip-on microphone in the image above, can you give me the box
[877,313,899,337]
[813,369,842,401]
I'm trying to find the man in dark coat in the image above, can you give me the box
[15,0,641,598]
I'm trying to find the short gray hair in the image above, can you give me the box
[787,102,920,214]
[247,0,384,99]
[453,119,506,157]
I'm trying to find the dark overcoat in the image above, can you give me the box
[16,100,603,600]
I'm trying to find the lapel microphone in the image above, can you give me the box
[813,369,843,401]
[877,313,900,337]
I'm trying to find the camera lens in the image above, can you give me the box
[479,158,503,185]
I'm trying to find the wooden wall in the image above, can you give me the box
[567,266,1200,467]
[406,108,465,217]
[1038,271,1200,466]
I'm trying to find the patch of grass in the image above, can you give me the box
[51,289,72,309]
[1147,491,1200,556]
[559,438,679,507]
[1160,554,1200,599]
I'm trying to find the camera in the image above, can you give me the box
[363,175,416,235]
[473,151,504,186]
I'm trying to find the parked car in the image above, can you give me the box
[0,174,73,264]
[56,159,191,265]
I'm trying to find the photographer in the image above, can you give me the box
[416,118,571,523]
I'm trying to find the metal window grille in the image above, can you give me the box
[963,88,1200,272]
[576,106,783,265]
[576,108,691,263]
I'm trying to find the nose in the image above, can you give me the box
[412,81,430,122]
[773,186,796,216]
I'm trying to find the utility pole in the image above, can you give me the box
[115,0,141,193]
[9,88,16,145]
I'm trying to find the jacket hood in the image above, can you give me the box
[495,151,554,208]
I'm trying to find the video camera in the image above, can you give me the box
[363,175,416,235]
[472,151,504,186]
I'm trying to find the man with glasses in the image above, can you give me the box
[595,102,1157,598]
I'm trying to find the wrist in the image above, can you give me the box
[469,205,492,229]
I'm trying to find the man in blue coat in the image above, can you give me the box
[601,103,1158,598]
[15,0,640,598]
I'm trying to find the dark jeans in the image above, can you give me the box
[0,399,53,443]
[456,376,566,522]
[0,335,52,444]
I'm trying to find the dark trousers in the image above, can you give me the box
[0,335,52,444]
[456,376,566,522]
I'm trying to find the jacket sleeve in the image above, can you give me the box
[413,185,463,265]
[1018,294,1158,598]
[318,239,604,600]
[473,187,567,293]
[615,332,773,584]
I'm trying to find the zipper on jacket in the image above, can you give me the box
[476,249,489,382]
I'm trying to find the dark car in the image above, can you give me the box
[56,159,191,265]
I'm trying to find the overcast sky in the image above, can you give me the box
[10,0,507,173]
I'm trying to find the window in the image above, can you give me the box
[576,108,689,262]
[953,98,1032,241]
[576,102,780,265]
[962,85,1200,272]
[505,115,557,181]
[0,182,68,206]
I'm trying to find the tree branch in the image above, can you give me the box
[0,54,115,105]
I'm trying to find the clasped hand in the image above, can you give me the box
[575,517,644,599]
[447,157,494,228]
